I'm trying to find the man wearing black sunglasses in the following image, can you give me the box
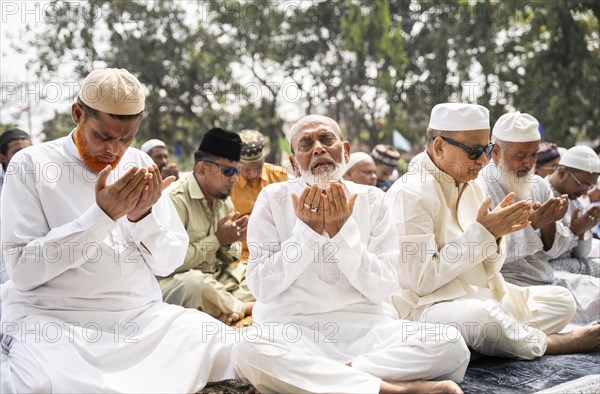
[388,103,597,359]
[159,128,255,326]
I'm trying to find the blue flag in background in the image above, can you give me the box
[174,141,182,157]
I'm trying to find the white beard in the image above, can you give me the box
[497,158,535,199]
[300,154,347,189]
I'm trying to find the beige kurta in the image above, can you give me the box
[158,174,254,318]
[386,152,575,359]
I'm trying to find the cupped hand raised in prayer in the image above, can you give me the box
[323,182,357,237]
[95,165,148,221]
[570,205,600,237]
[127,164,176,222]
[529,195,568,230]
[477,192,532,238]
[95,164,176,222]
[291,184,325,234]
[216,211,249,246]
[291,183,357,237]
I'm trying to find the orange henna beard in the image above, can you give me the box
[73,118,122,173]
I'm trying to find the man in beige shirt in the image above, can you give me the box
[230,129,288,260]
[158,128,254,325]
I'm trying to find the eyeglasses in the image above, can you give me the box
[201,160,241,177]
[440,137,494,160]
[566,170,594,191]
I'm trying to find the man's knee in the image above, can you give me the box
[543,285,577,324]
[553,286,577,315]
[231,328,282,368]
[176,270,211,288]
[1,335,51,393]
[449,301,512,345]
[163,272,207,308]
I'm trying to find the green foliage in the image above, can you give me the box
[0,124,21,134]
[24,0,599,162]
[40,111,73,141]
[390,0,599,145]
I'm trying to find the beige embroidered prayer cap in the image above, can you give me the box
[78,68,145,115]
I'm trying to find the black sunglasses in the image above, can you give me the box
[201,160,241,177]
[441,137,494,160]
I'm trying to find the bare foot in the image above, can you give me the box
[216,312,240,325]
[546,324,600,354]
[380,380,462,394]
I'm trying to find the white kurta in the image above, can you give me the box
[386,152,575,359]
[547,181,597,276]
[480,165,571,285]
[0,133,238,392]
[0,166,5,318]
[481,163,599,324]
[234,179,470,393]
[0,166,6,285]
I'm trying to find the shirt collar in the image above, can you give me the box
[421,150,466,188]
[65,129,84,165]
[420,150,471,202]
[186,172,207,201]
[238,165,270,189]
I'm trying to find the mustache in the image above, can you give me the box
[74,123,122,173]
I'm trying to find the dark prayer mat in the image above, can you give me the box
[200,379,250,394]
[200,352,600,393]
[462,352,600,393]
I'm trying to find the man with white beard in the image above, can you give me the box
[481,111,599,325]
[232,115,470,394]
[388,103,599,361]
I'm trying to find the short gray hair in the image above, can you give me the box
[425,128,454,147]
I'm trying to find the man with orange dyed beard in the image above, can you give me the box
[0,69,243,392]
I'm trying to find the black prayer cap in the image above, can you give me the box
[196,128,242,162]
[0,129,30,155]
[536,141,560,166]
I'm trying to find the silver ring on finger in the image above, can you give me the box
[310,207,318,213]
[303,203,311,210]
